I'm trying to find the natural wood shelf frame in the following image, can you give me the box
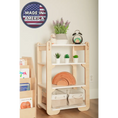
[20,57,36,118]
[36,41,90,115]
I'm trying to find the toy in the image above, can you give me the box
[52,72,76,86]
[50,33,56,44]
[72,30,83,44]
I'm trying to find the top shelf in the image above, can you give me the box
[38,43,86,47]
[52,44,86,46]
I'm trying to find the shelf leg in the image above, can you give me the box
[79,87,90,111]
[79,42,90,111]
[37,43,43,110]
[46,41,60,115]
[72,46,77,84]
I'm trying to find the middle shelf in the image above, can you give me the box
[38,62,85,66]
[38,83,85,89]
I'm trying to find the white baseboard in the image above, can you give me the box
[90,88,98,99]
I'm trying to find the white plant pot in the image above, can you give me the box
[64,58,69,63]
[56,40,68,44]
[56,34,68,44]
[56,58,60,63]
[73,58,78,63]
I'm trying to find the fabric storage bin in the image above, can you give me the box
[58,88,84,106]
[42,89,67,108]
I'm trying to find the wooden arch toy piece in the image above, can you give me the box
[52,72,76,86]
[57,78,69,86]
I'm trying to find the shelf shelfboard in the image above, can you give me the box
[38,83,46,89]
[52,102,86,111]
[20,65,29,68]
[52,62,85,65]
[38,62,45,66]
[20,90,33,99]
[38,62,85,66]
[38,43,86,47]
[52,84,85,89]
[38,102,86,111]
[38,83,85,89]
[20,78,31,83]
[52,44,86,46]
[38,103,46,110]
[20,107,36,118]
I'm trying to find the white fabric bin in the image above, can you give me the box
[58,88,84,106]
[42,89,67,108]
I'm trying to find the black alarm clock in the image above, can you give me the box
[72,30,83,44]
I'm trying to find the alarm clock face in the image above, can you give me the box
[73,35,82,43]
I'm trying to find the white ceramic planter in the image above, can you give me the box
[73,58,78,63]
[56,40,68,44]
[64,58,69,63]
[56,34,68,44]
[56,58,60,63]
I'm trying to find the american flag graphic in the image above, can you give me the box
[22,2,47,28]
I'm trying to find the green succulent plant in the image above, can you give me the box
[64,54,69,58]
[55,53,61,58]
[73,55,79,58]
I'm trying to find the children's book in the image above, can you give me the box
[20,59,26,65]
[20,83,30,91]
[20,68,29,78]
[20,97,33,109]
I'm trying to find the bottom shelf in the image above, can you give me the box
[52,102,86,111]
[38,102,86,111]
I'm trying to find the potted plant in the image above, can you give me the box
[55,53,61,63]
[73,55,79,63]
[64,54,70,63]
[53,18,70,44]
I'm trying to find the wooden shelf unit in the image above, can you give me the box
[37,41,90,115]
[20,57,36,118]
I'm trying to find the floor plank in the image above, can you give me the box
[37,99,98,118]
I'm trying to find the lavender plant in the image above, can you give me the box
[53,18,70,34]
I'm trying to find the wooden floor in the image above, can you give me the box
[37,99,98,118]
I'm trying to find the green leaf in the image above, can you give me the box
[64,54,69,58]
[73,55,79,58]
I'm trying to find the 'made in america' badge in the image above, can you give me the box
[21,2,48,28]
